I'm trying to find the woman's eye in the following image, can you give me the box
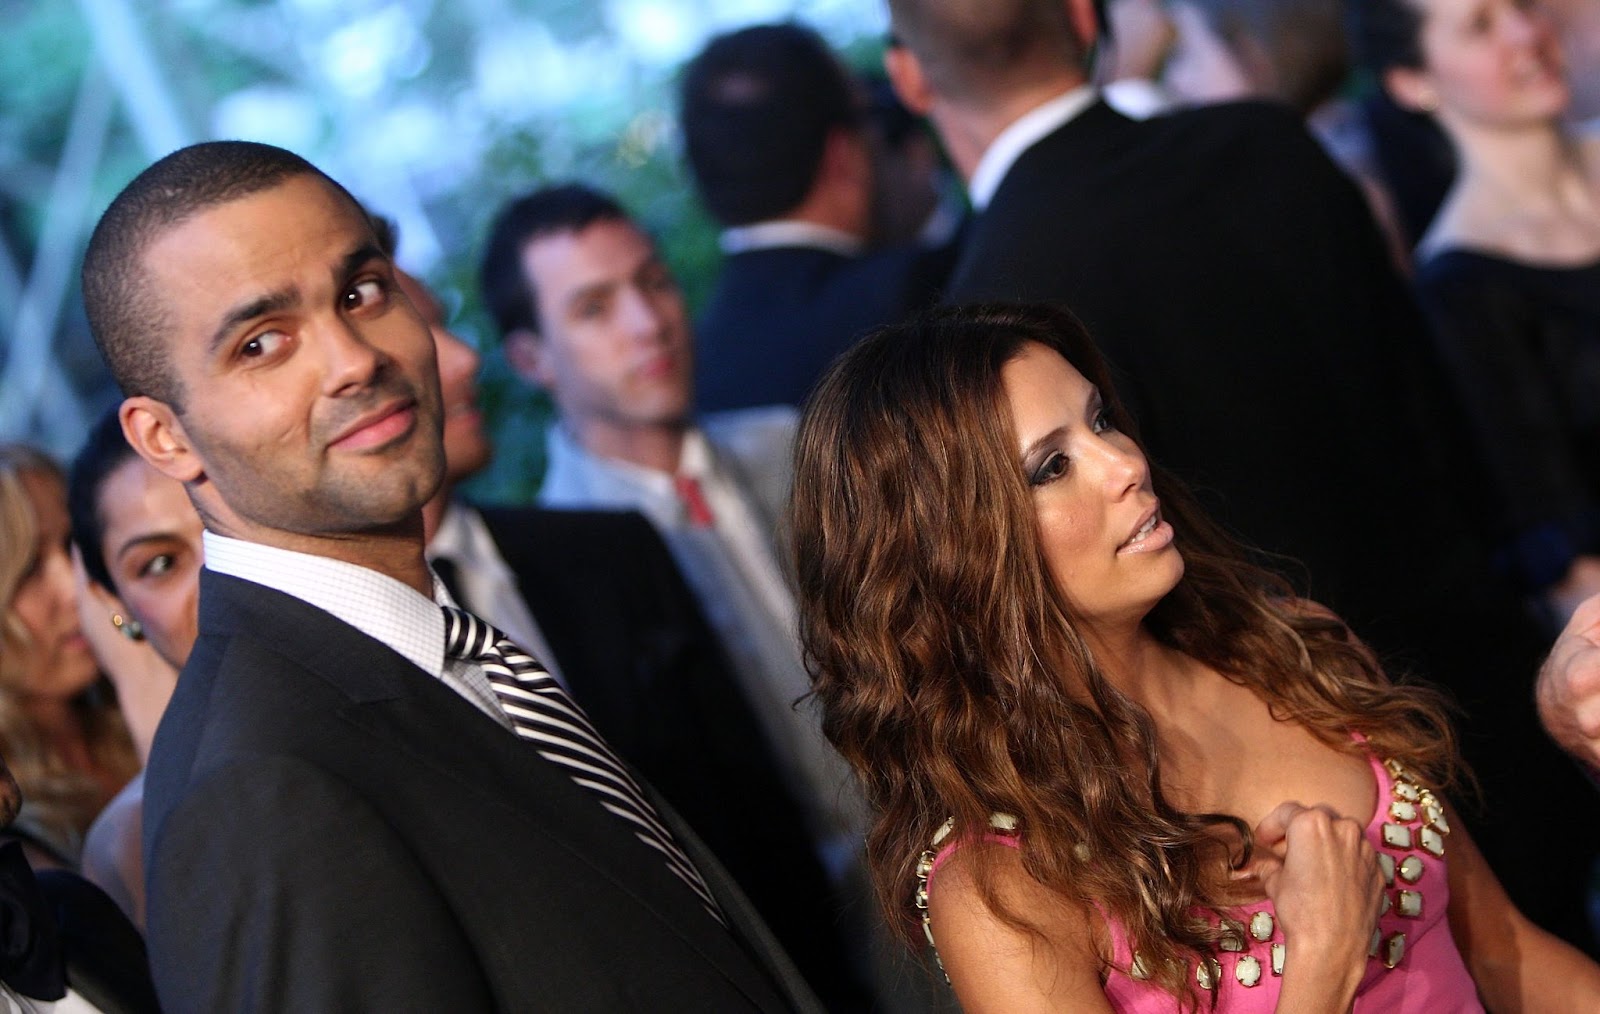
[138,553,175,579]
[1030,452,1069,486]
[1092,410,1115,435]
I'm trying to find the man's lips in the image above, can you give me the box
[329,400,417,451]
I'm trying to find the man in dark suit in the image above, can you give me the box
[884,0,1598,951]
[681,22,950,412]
[80,140,822,1011]
[399,266,870,1010]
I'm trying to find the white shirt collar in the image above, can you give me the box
[719,220,865,257]
[968,85,1099,211]
[202,531,448,679]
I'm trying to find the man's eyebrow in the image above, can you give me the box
[207,288,298,355]
[564,278,616,309]
[341,243,386,278]
[204,243,389,355]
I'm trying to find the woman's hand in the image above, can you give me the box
[1246,801,1381,1012]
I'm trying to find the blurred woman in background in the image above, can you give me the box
[1355,0,1600,626]
[0,444,136,869]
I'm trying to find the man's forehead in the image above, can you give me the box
[141,176,375,329]
[146,175,369,268]
[521,219,657,288]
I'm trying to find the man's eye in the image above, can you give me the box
[1030,452,1069,486]
[241,330,287,358]
[343,278,386,311]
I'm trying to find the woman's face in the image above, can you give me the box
[96,456,203,670]
[1163,2,1257,106]
[1412,0,1568,126]
[1002,343,1185,634]
[8,470,99,702]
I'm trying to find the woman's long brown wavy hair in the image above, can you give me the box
[791,304,1460,1008]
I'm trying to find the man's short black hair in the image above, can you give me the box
[679,23,861,227]
[478,183,628,340]
[81,140,360,409]
[67,407,140,592]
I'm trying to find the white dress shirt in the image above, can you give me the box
[202,532,511,731]
[967,84,1099,210]
[718,219,865,257]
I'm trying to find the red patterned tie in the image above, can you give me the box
[674,474,716,528]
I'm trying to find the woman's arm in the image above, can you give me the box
[1446,805,1600,1011]
[928,841,1114,1012]
[929,805,1382,1014]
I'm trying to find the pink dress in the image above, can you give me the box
[922,752,1484,1011]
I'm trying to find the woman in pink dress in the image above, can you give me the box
[790,303,1600,1011]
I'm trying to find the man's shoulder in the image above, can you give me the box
[472,502,662,558]
[1002,98,1316,192]
[701,405,801,462]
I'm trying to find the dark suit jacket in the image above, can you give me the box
[470,505,869,1009]
[143,569,823,1012]
[695,243,951,412]
[948,97,1597,950]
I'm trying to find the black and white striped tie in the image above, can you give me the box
[441,606,725,924]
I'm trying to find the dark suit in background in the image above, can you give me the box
[947,96,1597,950]
[695,243,951,412]
[144,570,820,1012]
[467,504,869,1008]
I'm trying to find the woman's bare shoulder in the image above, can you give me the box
[928,839,1115,1013]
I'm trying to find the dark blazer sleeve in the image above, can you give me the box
[146,755,492,1013]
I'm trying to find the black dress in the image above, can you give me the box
[1414,249,1600,594]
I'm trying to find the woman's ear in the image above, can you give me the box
[1384,65,1441,114]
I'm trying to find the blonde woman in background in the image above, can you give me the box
[0,444,137,869]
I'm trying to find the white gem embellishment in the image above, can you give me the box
[1393,780,1421,802]
[1235,955,1262,987]
[1389,799,1418,822]
[1377,853,1395,884]
[1420,827,1445,857]
[1397,890,1423,918]
[1130,952,1150,981]
[1384,933,1407,969]
[1271,943,1286,976]
[1398,855,1424,883]
[1197,958,1220,989]
[1382,823,1413,849]
[1249,911,1274,942]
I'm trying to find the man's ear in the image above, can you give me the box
[503,328,551,389]
[885,44,934,117]
[1066,0,1102,58]
[819,126,872,190]
[120,396,203,483]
